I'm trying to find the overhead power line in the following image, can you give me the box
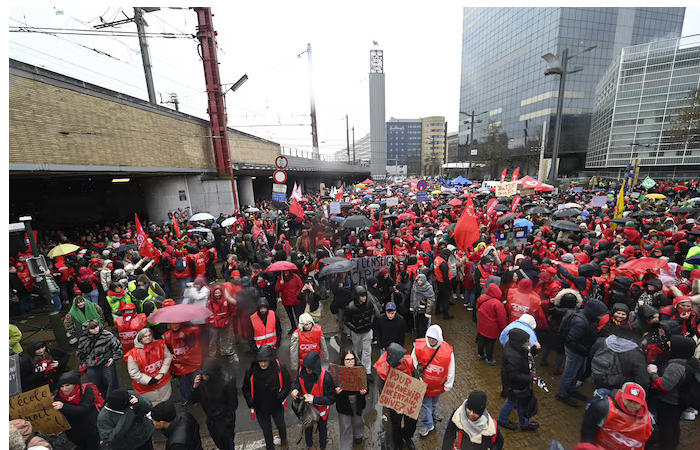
[10,26,195,39]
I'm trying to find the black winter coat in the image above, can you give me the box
[189,370,238,435]
[500,329,535,399]
[54,385,101,448]
[565,299,608,356]
[375,313,407,350]
[335,387,367,416]
[162,412,203,450]
[242,361,292,414]
[344,298,376,334]
[20,344,70,392]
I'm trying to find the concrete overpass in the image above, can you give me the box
[9,59,368,227]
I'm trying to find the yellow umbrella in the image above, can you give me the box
[646,193,666,200]
[432,190,442,195]
[356,184,366,188]
[47,244,80,258]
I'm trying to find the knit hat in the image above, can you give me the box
[561,253,574,263]
[194,275,206,286]
[519,314,536,329]
[106,389,131,412]
[465,390,487,417]
[151,401,177,422]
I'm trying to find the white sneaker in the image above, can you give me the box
[273,436,281,445]
[418,425,434,437]
[575,381,584,389]
[682,411,696,420]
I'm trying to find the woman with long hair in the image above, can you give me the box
[335,349,367,450]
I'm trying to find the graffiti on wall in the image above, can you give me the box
[167,207,191,221]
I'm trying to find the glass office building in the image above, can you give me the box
[458,7,685,177]
[586,35,700,179]
[387,118,422,176]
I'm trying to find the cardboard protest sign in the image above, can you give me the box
[329,364,367,391]
[351,255,392,286]
[9,354,21,397]
[9,385,71,434]
[377,368,427,420]
[495,182,517,197]
[588,196,609,208]
[386,197,399,207]
[495,226,528,247]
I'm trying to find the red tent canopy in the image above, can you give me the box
[518,176,545,189]
[361,178,375,185]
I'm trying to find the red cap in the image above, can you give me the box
[118,302,136,312]
[620,382,646,404]
[162,298,176,308]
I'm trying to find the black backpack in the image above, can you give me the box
[160,256,173,274]
[174,257,187,272]
[557,310,577,338]
[682,358,700,410]
[77,279,93,294]
[591,346,625,388]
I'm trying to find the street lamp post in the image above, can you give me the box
[542,45,596,186]
[460,111,488,179]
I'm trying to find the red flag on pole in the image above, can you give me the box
[511,167,520,182]
[500,168,507,183]
[135,214,157,259]
[172,216,181,238]
[334,186,344,200]
[454,197,479,251]
[486,198,499,217]
[511,195,521,213]
[290,198,304,218]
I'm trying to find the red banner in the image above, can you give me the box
[455,197,479,250]
[511,195,521,213]
[500,168,507,183]
[511,167,520,182]
[486,198,499,217]
[172,216,180,238]
[135,214,157,260]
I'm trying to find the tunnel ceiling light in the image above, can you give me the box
[251,176,257,179]
[111,178,130,183]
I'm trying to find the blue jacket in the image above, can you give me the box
[499,320,538,347]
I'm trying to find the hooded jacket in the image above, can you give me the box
[649,335,696,406]
[242,353,291,414]
[581,388,653,446]
[590,334,649,391]
[501,328,535,399]
[189,358,237,435]
[476,284,507,339]
[292,351,336,409]
[506,279,545,326]
[344,294,376,334]
[411,325,455,394]
[566,299,609,356]
[77,322,123,367]
[597,303,634,339]
[20,340,70,392]
[97,390,154,450]
[442,399,504,450]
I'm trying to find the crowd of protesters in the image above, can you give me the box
[8,176,700,450]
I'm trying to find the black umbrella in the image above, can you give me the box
[445,223,457,231]
[670,207,700,214]
[494,204,509,212]
[304,211,316,216]
[320,257,345,265]
[437,204,453,210]
[630,210,661,217]
[340,203,353,208]
[318,260,355,277]
[341,215,372,229]
[113,243,137,255]
[497,197,510,202]
[497,213,517,225]
[552,208,581,218]
[551,220,580,232]
[611,218,636,224]
[526,206,551,215]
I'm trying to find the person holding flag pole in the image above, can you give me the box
[612,179,626,229]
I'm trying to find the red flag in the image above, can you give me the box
[500,168,507,183]
[454,197,479,251]
[511,167,520,182]
[486,198,499,217]
[135,214,157,259]
[172,216,181,238]
[334,186,344,200]
[511,195,521,213]
[290,198,304,218]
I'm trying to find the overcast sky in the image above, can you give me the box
[8,6,700,157]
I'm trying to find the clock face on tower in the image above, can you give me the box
[370,50,383,73]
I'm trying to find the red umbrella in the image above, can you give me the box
[617,258,669,272]
[673,186,688,191]
[460,192,471,198]
[265,261,298,272]
[398,212,416,220]
[147,304,212,324]
[300,198,309,202]
[448,198,463,206]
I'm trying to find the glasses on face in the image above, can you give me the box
[344,357,355,362]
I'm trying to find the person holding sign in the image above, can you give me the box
[412,324,455,437]
[291,351,337,450]
[441,391,504,450]
[374,342,420,450]
[335,349,368,450]
[290,313,329,375]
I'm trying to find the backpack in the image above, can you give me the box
[681,358,700,410]
[160,256,173,274]
[77,278,93,294]
[174,257,187,272]
[82,382,105,411]
[591,346,625,388]
[556,309,577,338]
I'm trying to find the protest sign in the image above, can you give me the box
[9,354,21,397]
[9,385,71,434]
[495,226,528,247]
[416,191,428,203]
[386,197,399,207]
[351,255,392,286]
[588,196,609,208]
[377,368,427,420]
[329,364,367,391]
[329,202,341,215]
[572,186,583,193]
[495,182,517,197]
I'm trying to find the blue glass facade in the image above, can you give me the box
[386,119,423,175]
[458,7,685,176]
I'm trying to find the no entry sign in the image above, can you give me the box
[273,170,287,184]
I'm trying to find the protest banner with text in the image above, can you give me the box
[377,368,427,420]
[329,364,367,391]
[9,385,71,434]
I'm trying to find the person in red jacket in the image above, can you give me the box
[208,286,239,363]
[171,249,192,298]
[114,303,147,354]
[477,284,507,365]
[162,314,202,401]
[506,279,546,328]
[659,295,698,337]
[276,270,304,331]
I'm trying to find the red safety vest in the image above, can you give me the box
[506,289,538,324]
[115,313,147,354]
[193,253,207,276]
[208,296,232,328]
[374,352,414,381]
[125,340,172,394]
[251,311,277,348]
[595,397,652,450]
[249,359,286,415]
[293,324,323,368]
[414,339,453,397]
[434,256,452,283]
[300,367,330,421]
[163,327,202,376]
[452,419,498,449]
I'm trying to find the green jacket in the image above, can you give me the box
[97,390,154,450]
[9,324,22,354]
[684,245,700,271]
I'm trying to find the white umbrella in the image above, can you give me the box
[246,207,260,213]
[220,217,236,227]
[368,203,380,209]
[564,202,583,209]
[189,212,215,221]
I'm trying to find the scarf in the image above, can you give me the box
[453,399,494,443]
[69,297,102,325]
[59,384,81,404]
[413,274,435,301]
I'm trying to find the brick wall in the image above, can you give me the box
[9,73,280,169]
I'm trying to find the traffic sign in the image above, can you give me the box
[416,191,428,202]
[275,155,289,169]
[273,170,287,184]
[417,180,428,191]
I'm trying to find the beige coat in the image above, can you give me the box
[126,331,173,405]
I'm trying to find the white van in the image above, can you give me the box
[482,180,500,189]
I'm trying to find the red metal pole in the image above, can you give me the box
[194,7,238,212]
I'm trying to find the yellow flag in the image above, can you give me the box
[613,179,626,228]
